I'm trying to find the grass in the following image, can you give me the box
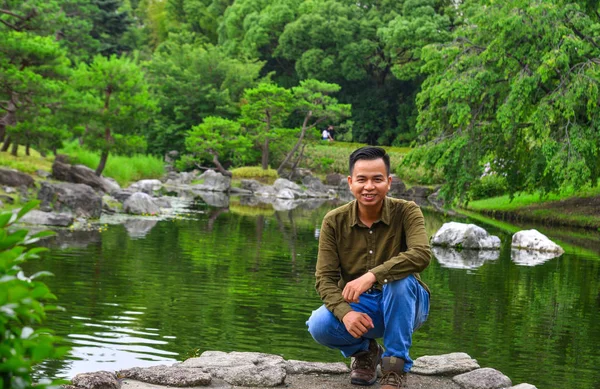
[301,141,411,175]
[0,147,53,174]
[59,142,164,187]
[231,166,279,184]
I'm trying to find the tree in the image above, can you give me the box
[277,79,351,174]
[0,31,71,155]
[408,0,600,201]
[90,0,134,56]
[72,54,157,175]
[145,38,262,155]
[240,83,294,169]
[184,116,253,176]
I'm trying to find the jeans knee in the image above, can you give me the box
[307,306,337,344]
[386,275,416,295]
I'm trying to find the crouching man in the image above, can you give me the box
[306,147,431,388]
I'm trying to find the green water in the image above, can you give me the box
[26,198,600,389]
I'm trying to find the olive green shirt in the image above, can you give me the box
[315,197,431,322]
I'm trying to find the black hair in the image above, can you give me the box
[349,147,390,176]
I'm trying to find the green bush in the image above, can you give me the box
[231,166,279,180]
[467,174,508,201]
[0,202,69,389]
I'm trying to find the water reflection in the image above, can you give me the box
[432,247,499,269]
[510,249,563,266]
[26,197,600,389]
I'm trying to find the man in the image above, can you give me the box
[322,127,334,141]
[306,147,431,388]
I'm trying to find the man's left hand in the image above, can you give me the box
[342,272,376,303]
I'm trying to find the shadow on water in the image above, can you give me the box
[28,194,600,389]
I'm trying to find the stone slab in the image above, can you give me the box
[412,352,480,376]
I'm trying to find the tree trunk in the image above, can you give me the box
[210,151,232,177]
[25,142,30,156]
[0,125,4,143]
[11,137,19,156]
[0,136,10,152]
[95,149,109,175]
[287,142,307,179]
[262,111,271,170]
[277,111,314,175]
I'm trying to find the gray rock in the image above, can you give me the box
[285,360,349,375]
[51,160,110,193]
[71,371,120,389]
[389,175,407,195]
[181,351,286,387]
[196,170,231,192]
[276,188,297,199]
[326,173,345,186]
[432,247,499,270]
[124,219,158,239]
[273,178,301,192]
[302,176,327,192]
[129,180,163,195]
[3,186,16,194]
[102,195,122,213]
[0,168,35,187]
[228,187,253,194]
[153,197,172,208]
[411,352,480,376]
[406,185,433,198]
[38,182,102,218]
[118,365,211,387]
[431,222,501,249]
[36,169,51,178]
[240,179,263,192]
[511,230,564,253]
[255,186,277,197]
[289,168,313,183]
[508,384,537,389]
[19,209,74,227]
[123,192,160,215]
[197,191,229,208]
[510,249,561,267]
[102,177,121,194]
[453,368,512,389]
[112,190,135,203]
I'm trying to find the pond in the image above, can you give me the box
[25,196,600,389]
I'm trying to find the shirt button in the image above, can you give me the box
[369,230,373,234]
[369,250,373,254]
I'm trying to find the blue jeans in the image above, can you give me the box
[306,275,429,372]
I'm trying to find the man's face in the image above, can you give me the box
[348,158,392,210]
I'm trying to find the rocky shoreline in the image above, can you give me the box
[65,351,537,389]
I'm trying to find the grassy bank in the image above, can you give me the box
[463,185,600,230]
[0,147,53,174]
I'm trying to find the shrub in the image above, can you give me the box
[467,174,508,201]
[231,166,279,180]
[0,202,69,389]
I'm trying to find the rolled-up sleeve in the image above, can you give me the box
[315,218,352,321]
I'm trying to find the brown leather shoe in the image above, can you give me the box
[349,339,383,386]
[380,356,407,388]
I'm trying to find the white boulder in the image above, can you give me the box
[431,222,501,249]
[511,230,564,253]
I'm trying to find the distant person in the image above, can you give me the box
[306,146,431,389]
[322,127,334,141]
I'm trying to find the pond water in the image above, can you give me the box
[25,196,600,389]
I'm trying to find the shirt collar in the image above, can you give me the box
[350,196,391,227]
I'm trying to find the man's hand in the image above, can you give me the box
[342,272,376,303]
[342,311,374,338]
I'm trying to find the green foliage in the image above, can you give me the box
[0,149,53,175]
[0,202,69,389]
[411,0,600,202]
[145,39,262,155]
[230,166,279,179]
[59,141,164,186]
[185,116,253,171]
[467,175,509,201]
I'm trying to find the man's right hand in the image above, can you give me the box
[342,311,374,338]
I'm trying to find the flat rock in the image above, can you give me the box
[302,176,326,192]
[122,379,231,389]
[453,368,512,389]
[508,385,537,389]
[0,168,35,187]
[51,160,111,192]
[412,352,480,376]
[511,249,561,266]
[432,247,499,270]
[123,192,160,215]
[129,180,163,195]
[181,351,286,387]
[276,188,296,199]
[19,209,74,227]
[511,230,564,253]
[71,371,120,389]
[431,222,501,249]
[118,365,211,387]
[285,360,349,375]
[240,179,263,192]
